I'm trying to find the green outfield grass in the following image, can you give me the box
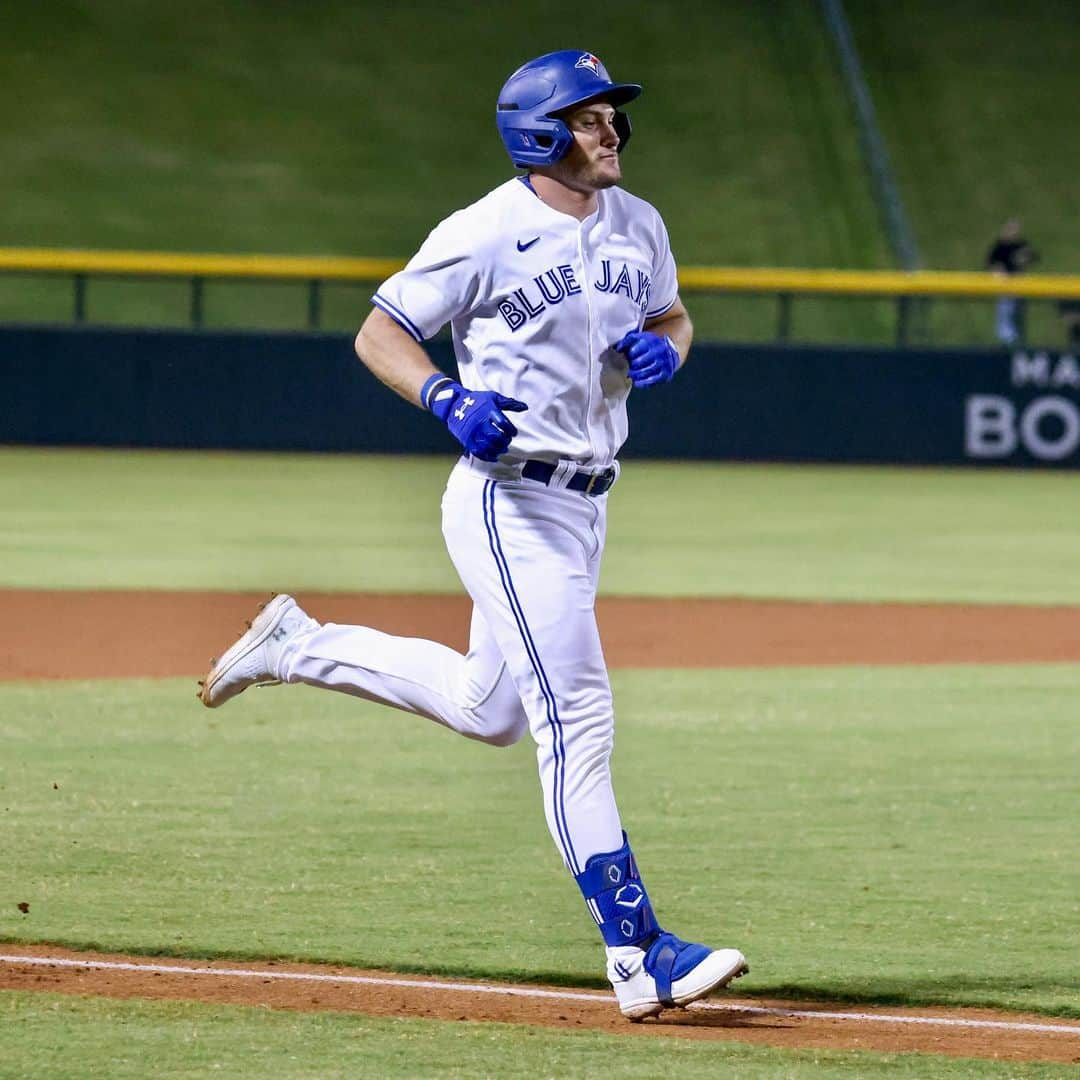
[5,994,1070,1080]
[1,447,1078,603]
[2,666,1077,1017]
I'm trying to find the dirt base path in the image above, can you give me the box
[1,947,1077,1063]
[3,589,1080,680]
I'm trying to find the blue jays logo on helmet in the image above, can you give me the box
[496,49,643,168]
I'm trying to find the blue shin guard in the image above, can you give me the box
[574,833,660,948]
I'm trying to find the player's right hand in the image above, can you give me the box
[421,375,528,462]
[615,331,680,388]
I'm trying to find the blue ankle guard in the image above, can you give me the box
[645,933,712,1008]
[574,834,660,948]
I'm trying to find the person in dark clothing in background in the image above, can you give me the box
[1059,300,1080,349]
[986,219,1039,345]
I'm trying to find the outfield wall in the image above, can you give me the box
[1,326,1077,467]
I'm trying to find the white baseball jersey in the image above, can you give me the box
[372,176,679,467]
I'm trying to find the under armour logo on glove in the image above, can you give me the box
[421,374,528,462]
[614,331,680,388]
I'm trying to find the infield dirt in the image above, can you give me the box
[3,588,1079,680]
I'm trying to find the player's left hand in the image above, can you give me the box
[615,331,680,388]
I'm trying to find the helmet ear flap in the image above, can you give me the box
[529,117,574,164]
[613,110,632,153]
[499,115,575,167]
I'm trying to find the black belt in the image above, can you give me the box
[520,460,617,496]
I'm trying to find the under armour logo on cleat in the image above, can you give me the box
[516,236,540,252]
[271,626,288,641]
[453,396,475,421]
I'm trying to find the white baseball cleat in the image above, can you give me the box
[197,594,317,708]
[607,933,748,1020]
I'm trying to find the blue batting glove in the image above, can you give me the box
[421,374,527,462]
[615,331,680,388]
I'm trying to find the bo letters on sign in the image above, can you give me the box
[965,395,1080,461]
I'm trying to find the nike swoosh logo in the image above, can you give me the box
[517,236,541,252]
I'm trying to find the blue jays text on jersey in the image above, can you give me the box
[497,261,653,331]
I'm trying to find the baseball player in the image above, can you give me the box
[199,50,748,1019]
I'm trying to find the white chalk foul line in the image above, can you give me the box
[2,954,1078,1038]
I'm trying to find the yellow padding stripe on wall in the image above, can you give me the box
[2,248,1080,299]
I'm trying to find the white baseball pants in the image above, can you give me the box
[278,457,625,873]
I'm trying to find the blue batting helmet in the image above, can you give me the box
[496,50,642,167]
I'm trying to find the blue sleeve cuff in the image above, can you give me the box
[645,295,678,320]
[371,294,425,342]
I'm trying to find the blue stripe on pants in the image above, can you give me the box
[481,480,579,874]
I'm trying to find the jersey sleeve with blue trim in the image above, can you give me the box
[645,216,678,320]
[372,215,483,342]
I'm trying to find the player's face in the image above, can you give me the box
[554,102,622,191]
